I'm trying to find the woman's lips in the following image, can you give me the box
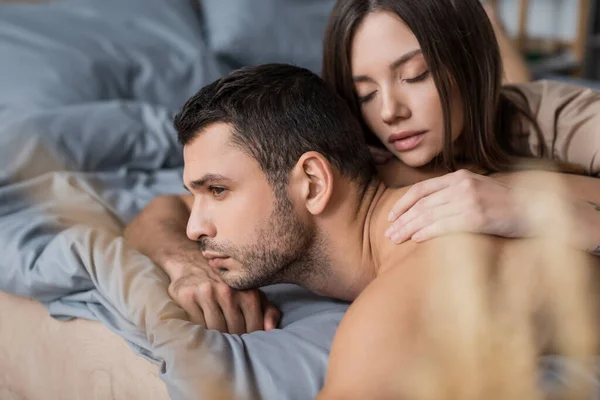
[388,130,427,152]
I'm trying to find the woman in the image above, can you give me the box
[322,0,600,254]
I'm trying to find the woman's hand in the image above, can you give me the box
[385,169,533,243]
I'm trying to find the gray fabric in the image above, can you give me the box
[1,1,598,399]
[0,0,220,111]
[543,74,600,92]
[0,1,347,399]
[0,97,349,400]
[201,0,336,73]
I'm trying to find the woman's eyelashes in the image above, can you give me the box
[356,70,430,104]
[357,92,376,104]
[403,70,429,84]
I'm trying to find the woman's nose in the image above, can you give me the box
[380,88,410,124]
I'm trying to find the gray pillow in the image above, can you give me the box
[201,0,335,74]
[0,0,219,111]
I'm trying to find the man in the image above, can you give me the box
[125,64,598,398]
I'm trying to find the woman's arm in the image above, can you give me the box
[484,3,532,84]
[507,80,600,176]
[385,170,600,256]
[547,173,600,255]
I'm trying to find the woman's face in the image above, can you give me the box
[351,11,464,167]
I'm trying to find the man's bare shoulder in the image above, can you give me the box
[322,234,498,399]
[319,258,427,399]
[369,185,421,270]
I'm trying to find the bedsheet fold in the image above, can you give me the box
[1,0,598,399]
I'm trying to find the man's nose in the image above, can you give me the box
[186,204,216,241]
[380,87,410,124]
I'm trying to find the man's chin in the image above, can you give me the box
[220,272,254,291]
[223,273,276,291]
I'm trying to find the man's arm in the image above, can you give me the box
[124,195,199,281]
[124,195,280,333]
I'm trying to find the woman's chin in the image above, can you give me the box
[396,151,436,169]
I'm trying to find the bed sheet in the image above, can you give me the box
[0,291,169,400]
[0,0,350,399]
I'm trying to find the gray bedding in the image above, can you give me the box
[1,1,599,399]
[0,0,344,399]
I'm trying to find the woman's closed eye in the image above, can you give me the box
[357,91,376,104]
[356,70,430,105]
[403,70,429,83]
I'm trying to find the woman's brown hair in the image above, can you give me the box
[322,0,550,173]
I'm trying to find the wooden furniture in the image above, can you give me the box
[582,0,600,79]
[488,0,594,76]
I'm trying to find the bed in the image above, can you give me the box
[0,0,348,399]
[2,1,600,399]
[0,291,169,400]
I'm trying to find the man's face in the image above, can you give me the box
[183,122,315,290]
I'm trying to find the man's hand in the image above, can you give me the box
[167,263,281,334]
[124,194,281,334]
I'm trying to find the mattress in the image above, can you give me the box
[0,290,169,400]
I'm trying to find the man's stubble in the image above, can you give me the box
[200,188,330,290]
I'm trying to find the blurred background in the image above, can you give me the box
[2,0,600,83]
[489,0,600,81]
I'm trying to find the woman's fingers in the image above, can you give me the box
[386,188,452,238]
[385,170,531,244]
[412,214,479,242]
[388,202,461,244]
[388,174,454,222]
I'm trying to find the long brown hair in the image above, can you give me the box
[322,0,549,173]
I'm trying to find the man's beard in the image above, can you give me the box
[200,190,328,290]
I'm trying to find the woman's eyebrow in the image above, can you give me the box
[388,49,422,70]
[352,49,422,83]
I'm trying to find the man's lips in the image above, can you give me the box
[202,251,228,259]
[202,251,230,270]
[387,130,427,152]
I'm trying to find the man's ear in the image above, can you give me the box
[290,151,334,216]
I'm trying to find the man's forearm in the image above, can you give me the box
[124,195,203,280]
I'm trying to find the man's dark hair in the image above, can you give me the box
[174,63,376,192]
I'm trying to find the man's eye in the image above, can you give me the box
[209,186,227,197]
